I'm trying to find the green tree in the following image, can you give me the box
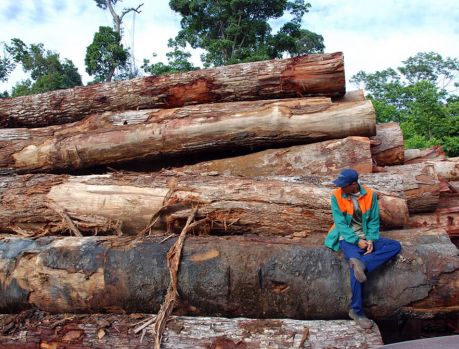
[141,39,199,76]
[351,52,459,156]
[0,46,15,83]
[4,38,82,97]
[88,0,143,81]
[168,0,324,67]
[85,26,129,82]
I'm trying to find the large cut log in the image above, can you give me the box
[0,313,383,349]
[0,53,345,128]
[406,207,459,237]
[370,122,404,166]
[404,146,446,164]
[0,97,376,174]
[0,229,456,319]
[179,136,373,176]
[427,159,459,181]
[0,172,407,236]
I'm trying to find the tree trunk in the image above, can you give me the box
[333,89,365,103]
[370,122,404,166]
[406,208,459,237]
[179,136,373,177]
[0,172,407,236]
[404,146,446,164]
[0,98,376,174]
[0,53,345,128]
[427,160,459,181]
[0,312,383,349]
[0,229,456,319]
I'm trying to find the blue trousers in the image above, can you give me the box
[339,238,401,315]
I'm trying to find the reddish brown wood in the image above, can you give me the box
[0,313,383,348]
[0,172,406,236]
[0,53,345,128]
[179,136,373,176]
[0,229,456,319]
[370,123,404,166]
[0,98,376,174]
[406,207,459,237]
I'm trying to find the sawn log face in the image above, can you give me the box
[0,98,375,173]
[0,53,345,128]
[0,229,456,319]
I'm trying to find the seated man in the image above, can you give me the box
[324,168,401,329]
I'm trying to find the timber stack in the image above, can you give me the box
[0,52,457,348]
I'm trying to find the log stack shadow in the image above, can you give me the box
[0,53,457,347]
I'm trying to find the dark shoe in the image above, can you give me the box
[349,309,373,329]
[349,258,367,283]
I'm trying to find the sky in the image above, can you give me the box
[1,0,459,92]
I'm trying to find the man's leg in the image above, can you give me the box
[339,240,365,315]
[362,238,401,273]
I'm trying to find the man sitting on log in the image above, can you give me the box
[324,169,401,329]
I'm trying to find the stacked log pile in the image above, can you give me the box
[0,53,457,348]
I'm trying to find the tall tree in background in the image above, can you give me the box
[86,0,143,82]
[351,52,459,156]
[168,0,324,67]
[2,38,82,97]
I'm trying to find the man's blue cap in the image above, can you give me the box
[332,168,359,188]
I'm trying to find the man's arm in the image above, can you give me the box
[330,195,359,245]
[365,192,380,242]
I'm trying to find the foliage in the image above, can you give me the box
[168,0,324,67]
[141,39,199,76]
[3,38,82,97]
[351,52,459,156]
[85,26,129,82]
[0,46,15,82]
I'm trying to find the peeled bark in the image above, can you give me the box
[0,98,376,174]
[179,136,373,176]
[404,146,446,164]
[0,229,456,319]
[333,89,365,103]
[406,208,459,237]
[370,123,404,166]
[0,53,345,128]
[0,172,407,237]
[0,313,383,349]
[427,160,459,181]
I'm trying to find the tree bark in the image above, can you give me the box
[370,122,404,166]
[404,146,446,164]
[406,208,459,237]
[0,98,376,174]
[0,53,345,128]
[0,229,456,319]
[427,159,459,181]
[0,312,383,349]
[179,136,373,176]
[0,172,407,236]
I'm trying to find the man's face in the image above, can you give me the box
[341,182,359,195]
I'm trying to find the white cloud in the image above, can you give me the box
[1,0,459,93]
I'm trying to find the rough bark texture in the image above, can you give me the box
[404,146,446,164]
[0,312,383,349]
[0,172,407,236]
[0,98,376,173]
[0,53,345,128]
[406,208,459,237]
[179,136,373,176]
[0,229,457,319]
[370,122,404,166]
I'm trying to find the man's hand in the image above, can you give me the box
[357,239,368,249]
[364,240,374,255]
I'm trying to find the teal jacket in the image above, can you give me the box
[324,184,380,251]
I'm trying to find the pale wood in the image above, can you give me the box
[426,159,459,181]
[333,89,365,102]
[0,172,407,236]
[404,146,446,164]
[0,98,376,173]
[0,313,383,349]
[370,122,404,166]
[0,229,456,319]
[0,53,345,128]
[179,136,373,176]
